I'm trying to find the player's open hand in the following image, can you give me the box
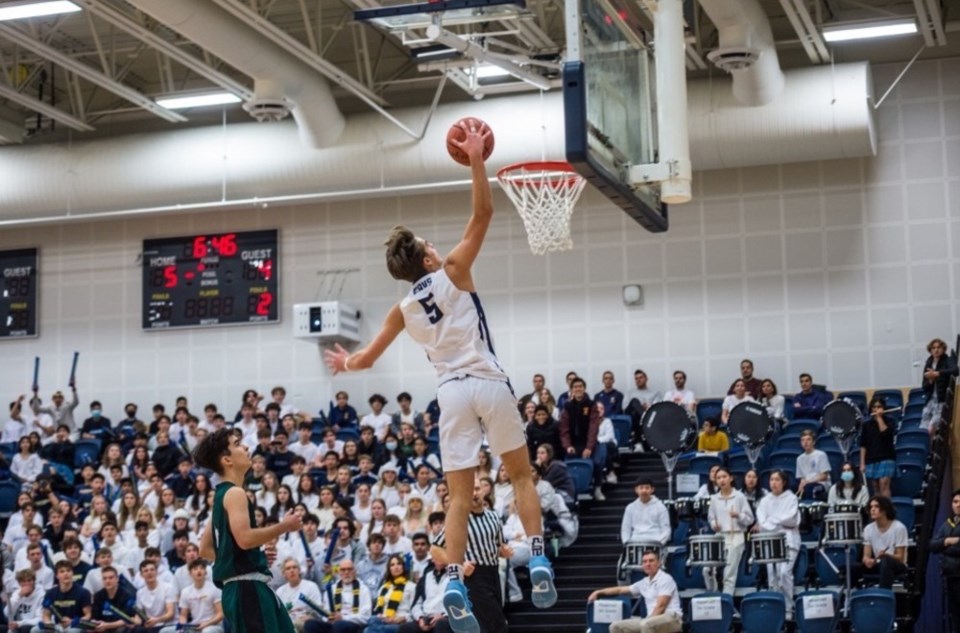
[281,510,303,533]
[323,343,350,375]
[450,120,491,164]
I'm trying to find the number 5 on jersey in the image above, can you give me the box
[418,293,444,324]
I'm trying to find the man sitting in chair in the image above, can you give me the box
[587,552,682,633]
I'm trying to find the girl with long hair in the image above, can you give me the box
[269,484,297,522]
[365,554,415,633]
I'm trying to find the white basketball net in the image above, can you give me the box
[497,162,587,255]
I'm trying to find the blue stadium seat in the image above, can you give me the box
[795,590,841,633]
[310,432,324,444]
[741,591,786,633]
[837,391,868,415]
[872,389,904,412]
[895,446,928,466]
[768,449,799,472]
[781,419,820,438]
[610,415,632,453]
[776,435,803,453]
[689,454,724,477]
[564,458,594,499]
[736,549,761,587]
[892,497,915,532]
[336,428,359,443]
[903,402,925,419]
[689,593,734,633]
[0,442,15,461]
[896,429,930,450]
[73,439,102,470]
[0,481,20,520]
[823,449,845,482]
[727,453,753,476]
[849,588,896,633]
[815,547,855,586]
[795,547,811,586]
[898,414,923,429]
[891,463,924,498]
[668,547,706,591]
[586,594,632,633]
[46,462,75,487]
[906,389,925,406]
[696,399,724,425]
[782,395,795,420]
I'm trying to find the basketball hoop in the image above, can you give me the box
[496,161,587,256]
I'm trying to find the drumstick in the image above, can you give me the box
[69,351,79,387]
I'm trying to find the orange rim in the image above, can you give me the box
[496,161,582,188]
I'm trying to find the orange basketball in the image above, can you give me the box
[446,117,495,166]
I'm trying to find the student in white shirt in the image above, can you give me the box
[11,437,45,484]
[755,470,801,617]
[288,423,319,466]
[360,395,392,441]
[795,430,831,501]
[662,371,696,413]
[862,495,909,589]
[587,551,683,633]
[314,561,371,631]
[620,479,671,546]
[827,463,870,511]
[705,467,754,596]
[721,379,755,425]
[6,568,44,632]
[135,559,176,631]
[161,561,223,633]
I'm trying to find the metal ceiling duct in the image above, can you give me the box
[698,0,786,106]
[0,64,875,223]
[123,0,344,148]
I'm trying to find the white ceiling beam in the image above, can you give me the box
[0,82,94,132]
[74,0,253,100]
[0,24,186,122]
[208,0,389,106]
[779,0,829,64]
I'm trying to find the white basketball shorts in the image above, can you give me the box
[437,376,526,471]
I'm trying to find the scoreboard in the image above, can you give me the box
[0,248,38,339]
[142,230,279,330]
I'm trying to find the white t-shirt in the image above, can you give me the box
[627,570,682,617]
[360,413,392,439]
[137,583,176,619]
[276,579,323,619]
[288,441,319,465]
[663,389,695,408]
[399,269,508,385]
[863,520,909,556]
[796,449,831,482]
[722,394,754,413]
[179,583,222,624]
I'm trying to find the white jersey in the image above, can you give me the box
[400,269,507,385]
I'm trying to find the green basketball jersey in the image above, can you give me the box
[211,481,270,587]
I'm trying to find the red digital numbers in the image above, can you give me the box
[192,236,207,259]
[164,266,178,288]
[257,292,272,316]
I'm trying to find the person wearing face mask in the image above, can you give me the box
[80,401,113,440]
[827,463,869,511]
[115,404,143,449]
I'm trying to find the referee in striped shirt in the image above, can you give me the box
[432,479,512,633]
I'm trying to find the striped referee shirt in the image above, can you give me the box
[434,509,504,566]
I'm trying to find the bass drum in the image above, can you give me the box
[727,401,773,448]
[822,400,863,439]
[641,402,697,454]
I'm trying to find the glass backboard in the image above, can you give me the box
[563,0,667,232]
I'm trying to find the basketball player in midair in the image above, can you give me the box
[324,120,557,633]
[194,428,303,633]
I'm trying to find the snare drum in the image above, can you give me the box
[623,541,663,567]
[834,502,861,515]
[822,400,863,439]
[687,534,725,567]
[641,402,698,454]
[694,498,712,521]
[750,532,787,563]
[728,401,774,448]
[673,497,697,521]
[799,502,829,533]
[823,512,862,545]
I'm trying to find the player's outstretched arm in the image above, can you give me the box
[324,304,404,374]
[224,486,302,550]
[444,122,493,291]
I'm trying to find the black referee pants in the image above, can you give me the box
[467,564,507,633]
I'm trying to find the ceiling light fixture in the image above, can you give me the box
[474,64,511,79]
[155,92,242,110]
[822,19,917,43]
[0,1,80,21]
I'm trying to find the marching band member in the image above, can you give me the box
[755,470,800,618]
[705,468,753,596]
